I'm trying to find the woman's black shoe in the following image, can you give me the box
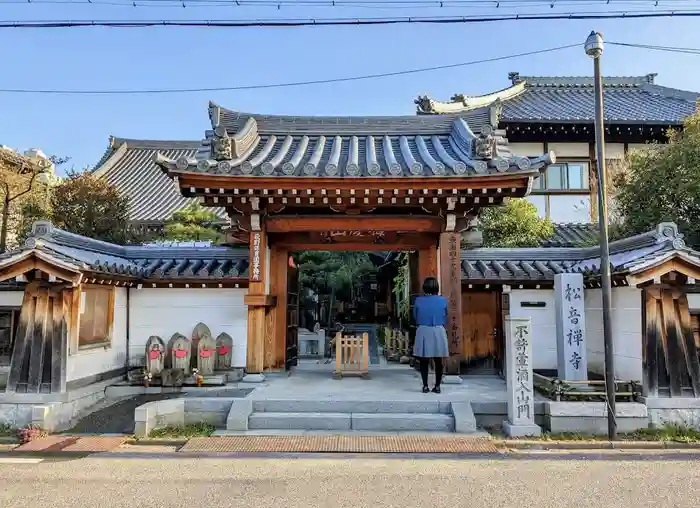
[422,386,430,393]
[432,386,441,394]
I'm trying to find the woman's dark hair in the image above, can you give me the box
[422,277,440,295]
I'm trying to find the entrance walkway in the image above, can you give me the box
[252,366,512,403]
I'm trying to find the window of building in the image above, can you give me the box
[78,286,114,349]
[532,162,590,191]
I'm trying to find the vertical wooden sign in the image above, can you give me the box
[250,231,264,282]
[440,232,463,357]
[246,229,268,373]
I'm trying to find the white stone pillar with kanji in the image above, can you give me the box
[554,273,588,381]
[503,316,541,437]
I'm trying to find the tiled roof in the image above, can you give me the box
[93,138,227,223]
[154,103,554,179]
[0,221,248,281]
[417,73,699,125]
[541,223,599,248]
[461,222,700,282]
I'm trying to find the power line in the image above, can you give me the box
[1,41,698,95]
[2,0,696,6]
[3,10,700,27]
[609,41,700,54]
[0,43,578,94]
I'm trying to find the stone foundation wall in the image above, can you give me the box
[0,377,119,432]
[644,397,700,430]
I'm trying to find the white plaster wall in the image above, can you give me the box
[128,288,247,368]
[0,292,23,307]
[509,289,557,370]
[548,142,589,158]
[548,194,591,224]
[525,195,546,218]
[687,293,700,311]
[66,287,128,382]
[585,287,643,381]
[628,143,653,153]
[509,142,545,157]
[601,143,626,159]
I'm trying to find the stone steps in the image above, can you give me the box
[226,399,478,434]
[248,412,455,432]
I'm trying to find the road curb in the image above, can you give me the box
[500,440,700,450]
[125,438,188,448]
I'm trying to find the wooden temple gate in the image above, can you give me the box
[154,102,556,377]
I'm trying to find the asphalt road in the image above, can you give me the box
[1,454,698,507]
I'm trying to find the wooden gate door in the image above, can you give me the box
[286,263,300,370]
[462,291,501,371]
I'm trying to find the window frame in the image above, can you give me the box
[531,160,591,193]
[0,306,20,365]
[76,285,115,352]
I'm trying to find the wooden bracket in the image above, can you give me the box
[244,293,277,307]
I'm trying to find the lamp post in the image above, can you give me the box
[585,30,616,440]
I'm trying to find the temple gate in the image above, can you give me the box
[155,102,555,376]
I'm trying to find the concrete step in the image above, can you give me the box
[253,400,451,414]
[248,411,455,432]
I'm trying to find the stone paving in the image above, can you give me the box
[251,367,526,403]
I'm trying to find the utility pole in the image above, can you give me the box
[585,30,617,440]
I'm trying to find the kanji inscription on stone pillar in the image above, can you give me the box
[503,316,541,437]
[554,273,587,381]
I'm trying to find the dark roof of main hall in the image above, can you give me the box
[416,73,699,125]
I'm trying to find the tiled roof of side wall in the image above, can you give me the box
[92,139,227,223]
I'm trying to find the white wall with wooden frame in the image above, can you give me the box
[128,288,248,369]
[66,285,128,382]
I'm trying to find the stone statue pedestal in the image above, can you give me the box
[242,373,265,383]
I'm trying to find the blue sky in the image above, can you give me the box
[1,2,699,171]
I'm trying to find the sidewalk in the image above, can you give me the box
[4,433,700,457]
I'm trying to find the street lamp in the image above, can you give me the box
[585,30,617,440]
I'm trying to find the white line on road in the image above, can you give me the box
[0,457,44,464]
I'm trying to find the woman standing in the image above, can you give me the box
[412,277,449,393]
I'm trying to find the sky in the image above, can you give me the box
[1,1,700,172]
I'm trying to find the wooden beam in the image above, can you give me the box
[266,215,443,234]
[627,258,700,287]
[244,294,277,307]
[270,232,438,251]
[174,173,534,192]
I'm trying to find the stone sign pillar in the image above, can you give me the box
[554,273,587,381]
[503,316,541,437]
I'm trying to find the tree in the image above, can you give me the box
[296,251,377,327]
[163,202,223,243]
[614,111,700,248]
[477,198,554,248]
[33,169,142,245]
[0,152,63,252]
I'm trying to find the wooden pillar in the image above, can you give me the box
[245,224,269,374]
[6,280,68,394]
[266,245,288,370]
[418,243,438,283]
[439,232,463,375]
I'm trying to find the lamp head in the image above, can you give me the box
[585,30,604,59]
